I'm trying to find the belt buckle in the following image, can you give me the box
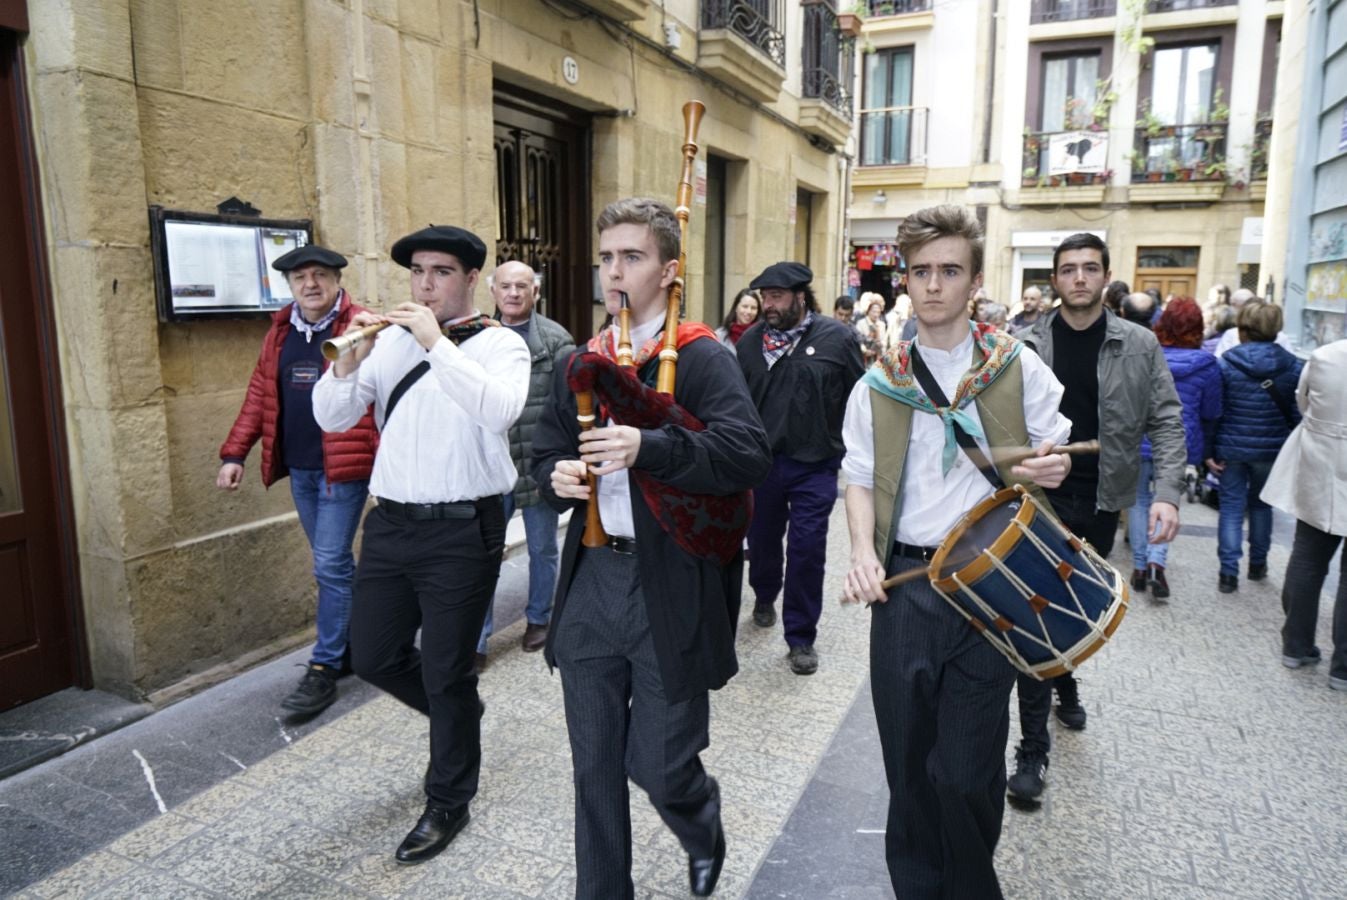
[608,536,635,556]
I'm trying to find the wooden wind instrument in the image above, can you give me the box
[616,291,634,367]
[656,99,706,395]
[575,390,608,548]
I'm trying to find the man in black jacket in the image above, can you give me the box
[736,262,865,674]
[532,198,770,898]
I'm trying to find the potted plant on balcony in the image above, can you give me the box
[837,3,865,37]
[1203,159,1230,182]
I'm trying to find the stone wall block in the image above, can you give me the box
[365,20,404,140]
[30,71,150,247]
[166,391,297,540]
[77,553,137,690]
[404,144,458,231]
[310,123,361,252]
[127,519,312,692]
[109,403,178,557]
[177,0,308,120]
[374,139,409,255]
[138,91,315,217]
[396,0,442,41]
[303,0,356,127]
[158,317,274,399]
[47,245,162,411]
[28,0,135,80]
[129,0,185,90]
[64,406,130,562]
[399,35,438,145]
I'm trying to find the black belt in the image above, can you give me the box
[893,541,939,562]
[376,497,486,521]
[603,536,637,555]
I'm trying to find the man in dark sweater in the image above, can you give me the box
[736,262,865,674]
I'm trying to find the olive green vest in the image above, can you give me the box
[869,354,1051,566]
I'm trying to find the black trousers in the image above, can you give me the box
[1016,490,1119,755]
[871,554,1016,900]
[551,546,720,900]
[1281,518,1347,681]
[348,498,505,807]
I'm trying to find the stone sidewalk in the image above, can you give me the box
[6,497,1346,899]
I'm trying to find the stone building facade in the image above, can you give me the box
[847,0,1287,311]
[2,0,851,708]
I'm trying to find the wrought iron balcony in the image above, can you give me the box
[802,2,854,118]
[1030,0,1116,24]
[1130,122,1228,183]
[858,106,928,166]
[860,0,932,14]
[1021,129,1112,186]
[701,0,785,67]
[1145,0,1236,11]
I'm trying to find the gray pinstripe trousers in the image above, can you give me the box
[870,555,1016,900]
[552,546,721,900]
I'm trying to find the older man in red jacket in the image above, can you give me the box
[217,244,378,716]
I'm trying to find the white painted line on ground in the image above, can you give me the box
[220,752,247,770]
[274,717,292,744]
[131,750,167,814]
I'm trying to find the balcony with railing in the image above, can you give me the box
[1130,122,1227,182]
[1144,0,1236,11]
[698,0,786,102]
[799,2,855,145]
[1021,129,1112,187]
[860,0,932,13]
[1030,0,1116,24]
[858,105,928,168]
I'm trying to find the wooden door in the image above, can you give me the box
[1135,269,1195,299]
[492,87,593,343]
[0,27,85,710]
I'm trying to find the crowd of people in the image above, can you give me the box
[213,199,1345,898]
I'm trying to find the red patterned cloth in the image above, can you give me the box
[568,322,752,564]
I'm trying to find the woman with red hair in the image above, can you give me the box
[1128,297,1224,597]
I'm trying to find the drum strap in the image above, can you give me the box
[910,346,1005,491]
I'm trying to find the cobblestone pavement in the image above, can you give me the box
[6,497,1345,899]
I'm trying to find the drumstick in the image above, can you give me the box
[989,439,1100,468]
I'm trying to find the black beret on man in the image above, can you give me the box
[750,261,813,291]
[390,225,488,271]
[271,244,348,272]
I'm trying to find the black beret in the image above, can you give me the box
[271,244,347,272]
[749,261,813,291]
[390,225,487,271]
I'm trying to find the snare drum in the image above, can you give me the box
[926,485,1128,680]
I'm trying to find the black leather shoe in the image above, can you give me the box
[1248,563,1268,581]
[1218,573,1238,593]
[689,822,726,896]
[394,802,469,865]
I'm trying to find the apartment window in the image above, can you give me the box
[1042,52,1100,131]
[860,47,914,166]
[1149,43,1217,125]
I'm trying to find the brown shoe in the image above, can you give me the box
[473,652,488,675]
[521,622,548,653]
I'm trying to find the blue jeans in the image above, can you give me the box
[288,469,369,667]
[1128,458,1169,570]
[1217,460,1273,576]
[478,493,560,652]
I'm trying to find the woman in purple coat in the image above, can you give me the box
[1129,298,1223,597]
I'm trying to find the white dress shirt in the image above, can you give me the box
[596,314,664,539]
[841,331,1072,547]
[313,322,529,503]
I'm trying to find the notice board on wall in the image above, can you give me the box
[149,207,313,322]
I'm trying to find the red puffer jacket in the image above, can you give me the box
[219,292,379,487]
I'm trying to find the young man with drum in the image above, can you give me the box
[841,204,1073,899]
[1009,233,1184,803]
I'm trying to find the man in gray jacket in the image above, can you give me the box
[476,261,575,668]
[1008,233,1186,803]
